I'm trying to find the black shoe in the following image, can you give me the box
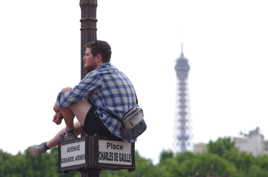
[63,129,77,141]
[28,142,48,157]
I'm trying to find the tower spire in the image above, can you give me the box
[174,46,191,153]
[181,43,184,57]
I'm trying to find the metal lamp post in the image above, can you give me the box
[80,0,97,79]
[80,0,98,176]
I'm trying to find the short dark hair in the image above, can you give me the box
[84,40,112,62]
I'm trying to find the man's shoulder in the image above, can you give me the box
[82,65,112,81]
[96,63,119,73]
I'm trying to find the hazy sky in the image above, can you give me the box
[1,0,268,163]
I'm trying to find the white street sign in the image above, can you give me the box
[60,141,86,168]
[98,140,132,166]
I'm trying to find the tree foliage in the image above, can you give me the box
[159,150,174,163]
[207,137,236,156]
[1,137,268,177]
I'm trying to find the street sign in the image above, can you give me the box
[60,140,86,168]
[97,139,133,166]
[58,136,135,173]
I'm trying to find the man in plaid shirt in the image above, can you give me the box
[28,40,138,156]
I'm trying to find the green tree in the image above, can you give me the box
[0,150,13,177]
[4,136,268,177]
[247,165,268,177]
[256,155,268,170]
[177,153,238,177]
[159,150,174,163]
[157,151,196,177]
[223,149,255,174]
[101,151,162,177]
[174,151,195,164]
[207,137,236,156]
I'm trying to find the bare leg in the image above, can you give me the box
[57,87,90,130]
[46,121,82,148]
[28,95,92,156]
[69,98,91,125]
[47,99,91,148]
[60,108,75,130]
[28,121,83,157]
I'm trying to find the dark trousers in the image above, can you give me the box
[82,106,121,140]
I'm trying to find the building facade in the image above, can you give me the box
[193,127,268,156]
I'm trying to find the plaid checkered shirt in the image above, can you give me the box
[56,63,137,142]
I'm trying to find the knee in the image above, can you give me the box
[61,87,72,92]
[60,108,74,119]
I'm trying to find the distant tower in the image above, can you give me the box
[174,45,190,153]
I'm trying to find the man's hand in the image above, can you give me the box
[53,112,63,125]
[53,104,60,113]
[52,87,72,125]
[53,104,63,125]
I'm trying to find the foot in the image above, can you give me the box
[63,129,77,141]
[27,142,48,157]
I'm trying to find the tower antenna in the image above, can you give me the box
[181,43,184,56]
[174,45,191,153]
